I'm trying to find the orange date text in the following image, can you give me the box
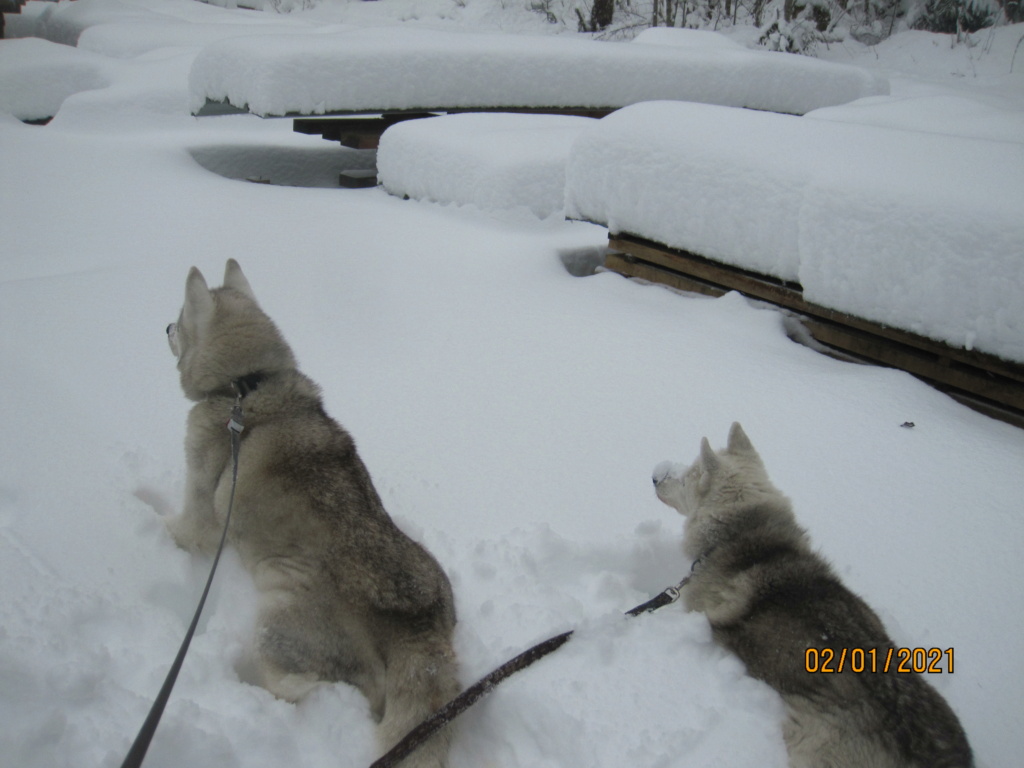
[804,647,954,674]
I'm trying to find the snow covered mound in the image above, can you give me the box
[805,94,1024,144]
[378,113,596,218]
[14,0,315,51]
[0,37,113,122]
[565,100,1024,363]
[188,26,888,117]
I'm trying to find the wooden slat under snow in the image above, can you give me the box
[292,107,616,151]
[605,234,1024,426]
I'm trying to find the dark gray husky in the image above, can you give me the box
[653,422,972,768]
[166,260,458,768]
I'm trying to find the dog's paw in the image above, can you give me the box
[164,512,220,556]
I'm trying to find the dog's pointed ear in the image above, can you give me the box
[223,259,257,301]
[699,437,720,472]
[727,422,756,455]
[183,266,214,333]
[698,437,719,493]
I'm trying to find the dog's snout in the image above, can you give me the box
[166,323,175,336]
[652,460,675,486]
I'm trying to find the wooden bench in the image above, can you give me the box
[291,107,616,150]
[189,26,888,186]
[196,100,615,186]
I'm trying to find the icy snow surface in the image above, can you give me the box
[378,113,595,219]
[564,100,1024,362]
[2,3,1023,768]
[187,25,888,117]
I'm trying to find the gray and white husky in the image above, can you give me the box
[653,423,972,768]
[165,260,458,768]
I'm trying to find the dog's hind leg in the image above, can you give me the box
[250,593,389,715]
[253,658,323,703]
[377,632,460,768]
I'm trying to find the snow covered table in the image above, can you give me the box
[188,26,888,149]
[189,27,887,117]
[565,100,1024,417]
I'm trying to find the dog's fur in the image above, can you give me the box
[165,260,458,768]
[653,423,972,768]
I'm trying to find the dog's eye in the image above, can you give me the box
[167,323,181,357]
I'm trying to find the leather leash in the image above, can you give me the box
[119,398,245,768]
[370,571,694,768]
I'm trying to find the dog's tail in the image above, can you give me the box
[378,631,460,768]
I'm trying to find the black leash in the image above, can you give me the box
[370,572,694,768]
[120,400,246,768]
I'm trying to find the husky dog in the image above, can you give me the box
[652,423,972,768]
[165,260,458,768]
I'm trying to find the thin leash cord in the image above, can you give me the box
[120,402,245,768]
[369,574,691,768]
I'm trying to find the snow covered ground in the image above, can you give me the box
[2,2,1023,768]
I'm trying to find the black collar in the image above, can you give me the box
[231,372,266,399]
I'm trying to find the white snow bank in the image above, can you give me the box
[14,0,322,56]
[632,26,746,50]
[0,38,113,121]
[820,24,1024,87]
[378,113,596,218]
[805,93,1024,143]
[188,25,888,117]
[76,18,328,59]
[565,100,1024,362]
[19,0,178,46]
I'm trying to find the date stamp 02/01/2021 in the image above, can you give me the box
[804,647,955,674]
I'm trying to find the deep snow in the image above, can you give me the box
[2,3,1023,768]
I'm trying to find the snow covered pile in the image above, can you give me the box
[565,100,1024,362]
[805,94,1024,144]
[187,25,888,117]
[0,37,114,121]
[12,0,318,50]
[377,113,596,218]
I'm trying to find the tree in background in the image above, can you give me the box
[559,0,1011,51]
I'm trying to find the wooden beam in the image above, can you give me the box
[605,235,1024,422]
[292,107,616,149]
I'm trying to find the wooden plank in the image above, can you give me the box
[799,317,1024,411]
[294,113,437,149]
[196,98,616,120]
[603,252,725,299]
[338,169,378,189]
[610,234,1024,385]
[605,237,1024,420]
[292,107,616,148]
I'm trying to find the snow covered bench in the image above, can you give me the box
[188,26,888,148]
[377,112,596,218]
[565,100,1024,415]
